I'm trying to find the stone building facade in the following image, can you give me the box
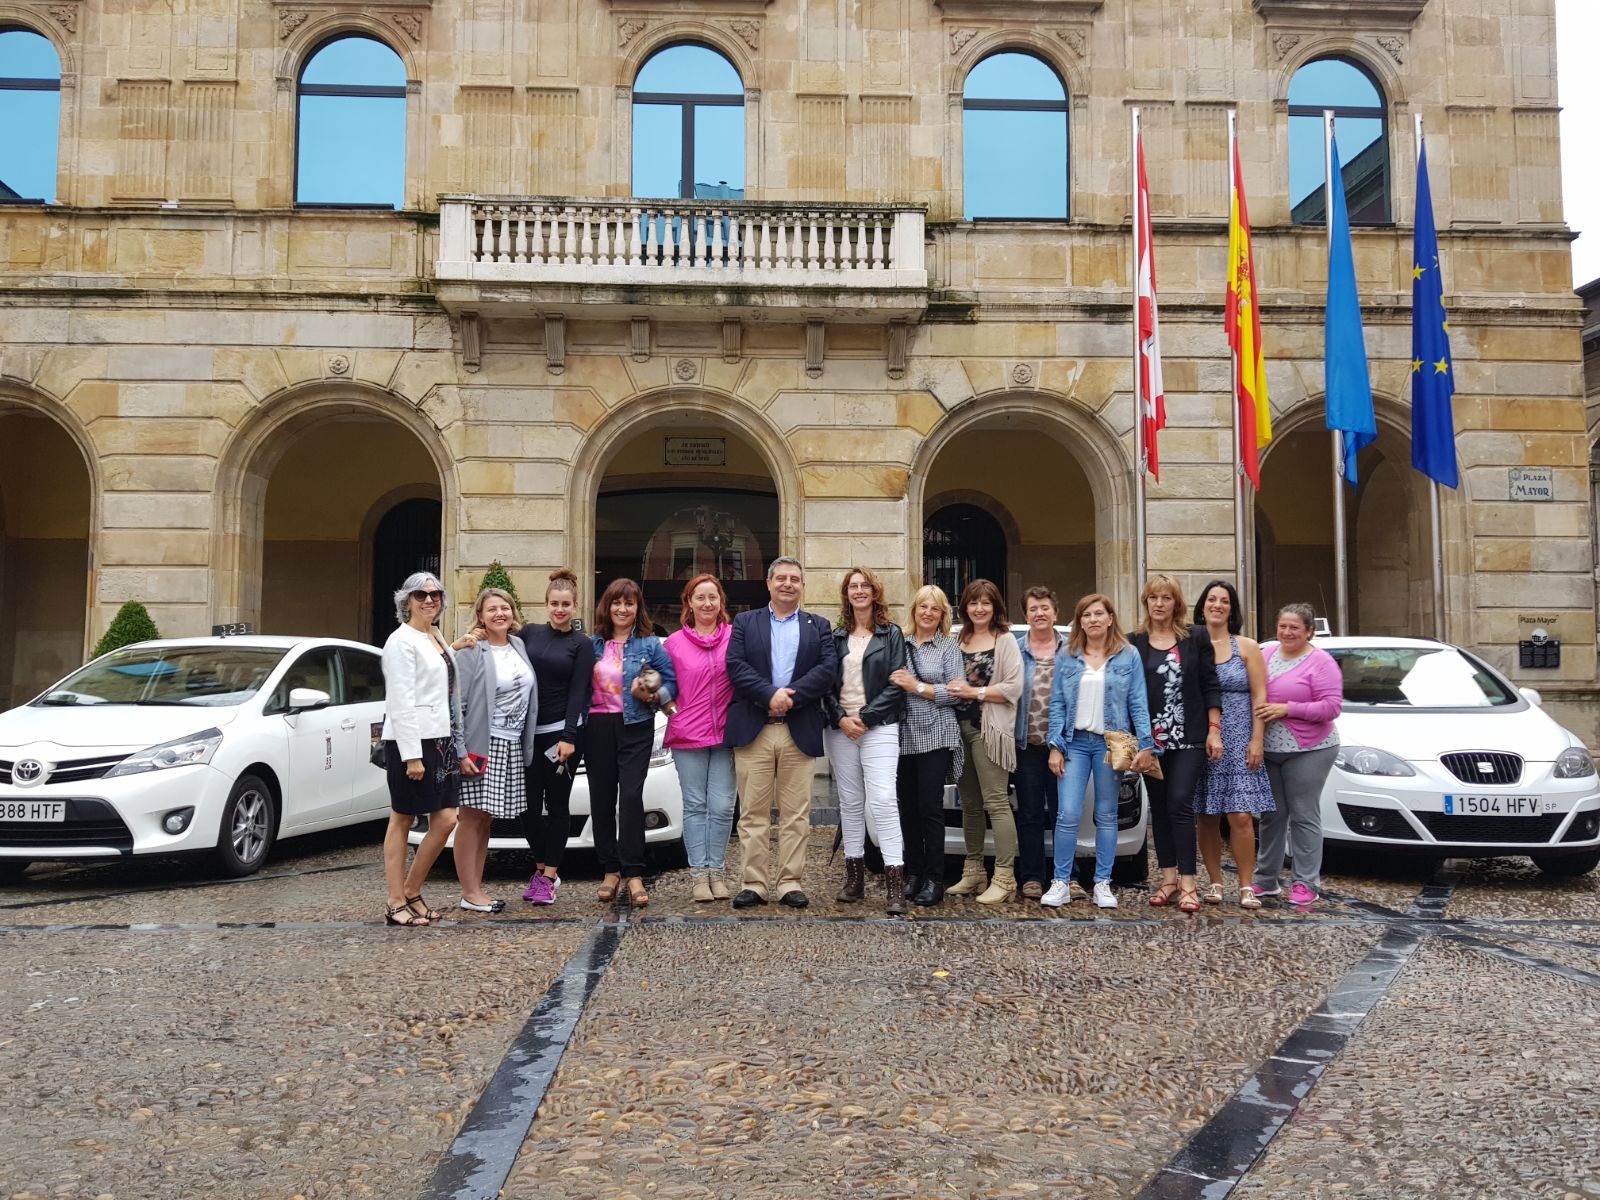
[0,0,1594,735]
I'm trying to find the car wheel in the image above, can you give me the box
[1531,849,1600,878]
[0,859,32,883]
[213,774,277,878]
[1111,836,1149,887]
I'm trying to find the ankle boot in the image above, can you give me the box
[885,865,907,915]
[904,873,925,902]
[913,876,945,906]
[976,867,1017,905]
[947,857,987,896]
[837,857,865,903]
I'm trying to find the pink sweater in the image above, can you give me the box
[1262,643,1344,750]
[662,625,733,750]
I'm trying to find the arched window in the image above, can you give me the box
[296,35,406,208]
[962,52,1068,220]
[631,44,744,200]
[924,504,1007,607]
[1288,57,1389,226]
[0,29,61,203]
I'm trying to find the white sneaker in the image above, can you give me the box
[1093,882,1119,909]
[1040,880,1072,908]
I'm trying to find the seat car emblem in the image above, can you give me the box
[13,758,45,785]
[1476,761,1494,773]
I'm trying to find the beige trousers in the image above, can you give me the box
[734,722,814,899]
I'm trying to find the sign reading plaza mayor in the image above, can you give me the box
[1509,466,1555,501]
[665,437,727,467]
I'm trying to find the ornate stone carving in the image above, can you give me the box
[544,315,565,375]
[46,5,77,33]
[618,18,648,48]
[727,19,760,51]
[1053,27,1087,58]
[948,28,978,55]
[805,320,825,379]
[630,316,650,363]
[457,315,481,373]
[391,11,422,41]
[886,321,907,381]
[278,8,309,39]
[1376,34,1404,64]
[326,353,351,376]
[1272,32,1302,61]
[722,319,741,364]
[1011,363,1034,386]
[673,357,698,381]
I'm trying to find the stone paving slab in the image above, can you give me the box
[0,923,589,1200]
[1231,938,1600,1200]
[507,920,1380,1199]
[1439,855,1600,920]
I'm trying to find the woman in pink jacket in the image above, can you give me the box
[662,574,736,903]
[1251,603,1344,907]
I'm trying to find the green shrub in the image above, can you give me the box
[91,601,161,658]
[477,561,521,610]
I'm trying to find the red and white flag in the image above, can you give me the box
[1134,131,1166,482]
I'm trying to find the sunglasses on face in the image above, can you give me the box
[411,590,444,603]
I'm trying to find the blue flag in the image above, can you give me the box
[1410,141,1458,488]
[1324,133,1377,486]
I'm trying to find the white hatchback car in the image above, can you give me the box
[0,636,394,878]
[1318,636,1600,876]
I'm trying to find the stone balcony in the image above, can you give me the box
[432,196,928,323]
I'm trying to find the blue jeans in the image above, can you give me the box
[1054,729,1119,884]
[674,746,737,871]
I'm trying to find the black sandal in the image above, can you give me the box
[386,903,429,927]
[405,895,442,922]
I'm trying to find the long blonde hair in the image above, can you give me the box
[1067,593,1128,658]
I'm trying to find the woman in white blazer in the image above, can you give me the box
[380,571,472,926]
[453,587,540,914]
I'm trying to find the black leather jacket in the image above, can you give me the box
[822,623,907,730]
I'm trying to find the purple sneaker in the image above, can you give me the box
[1288,882,1318,907]
[523,874,556,904]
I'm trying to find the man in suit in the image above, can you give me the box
[724,556,839,908]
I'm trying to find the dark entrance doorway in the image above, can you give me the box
[370,497,442,644]
[924,504,1006,606]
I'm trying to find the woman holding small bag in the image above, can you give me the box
[1045,593,1155,910]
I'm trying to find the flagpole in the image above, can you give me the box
[1228,109,1249,623]
[1325,108,1350,637]
[1416,110,1446,642]
[1132,106,1148,595]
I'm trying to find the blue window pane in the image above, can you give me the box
[296,94,405,206]
[1289,58,1382,109]
[965,52,1065,102]
[693,105,744,198]
[632,103,682,198]
[635,44,742,94]
[0,29,60,78]
[1289,114,1387,225]
[964,109,1067,218]
[302,36,405,88]
[1288,114,1324,215]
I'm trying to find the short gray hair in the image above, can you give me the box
[393,572,446,625]
[1277,602,1316,633]
[767,555,804,581]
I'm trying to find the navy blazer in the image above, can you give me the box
[723,606,839,758]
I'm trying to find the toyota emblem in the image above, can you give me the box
[12,758,45,785]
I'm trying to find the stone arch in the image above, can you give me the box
[277,17,420,86]
[1273,40,1407,109]
[0,9,75,78]
[620,23,757,89]
[907,389,1136,618]
[0,377,100,703]
[568,388,801,611]
[210,382,457,637]
[951,30,1087,100]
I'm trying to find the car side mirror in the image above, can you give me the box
[1519,687,1543,708]
[287,687,331,713]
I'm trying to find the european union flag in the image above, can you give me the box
[1411,141,1458,488]
[1324,133,1377,487]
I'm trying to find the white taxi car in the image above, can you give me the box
[0,636,394,878]
[1319,636,1600,876]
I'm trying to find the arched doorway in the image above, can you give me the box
[917,409,1105,620]
[0,405,91,707]
[242,412,443,643]
[595,422,778,627]
[1255,417,1430,637]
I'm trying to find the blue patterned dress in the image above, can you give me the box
[1199,636,1275,815]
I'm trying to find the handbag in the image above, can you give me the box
[369,722,387,770]
[1104,729,1163,779]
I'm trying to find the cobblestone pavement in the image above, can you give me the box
[2,824,1597,1200]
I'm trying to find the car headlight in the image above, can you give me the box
[1554,747,1596,779]
[104,728,224,777]
[649,724,671,768]
[1334,745,1415,777]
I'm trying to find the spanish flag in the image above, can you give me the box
[1225,140,1271,489]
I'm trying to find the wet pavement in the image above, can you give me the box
[2,824,1597,1200]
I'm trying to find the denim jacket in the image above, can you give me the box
[1013,629,1066,749]
[1046,642,1155,754]
[590,633,678,726]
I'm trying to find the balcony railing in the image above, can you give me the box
[436,197,927,290]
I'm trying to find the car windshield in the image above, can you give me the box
[33,646,288,707]
[1325,646,1519,708]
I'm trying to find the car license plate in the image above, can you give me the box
[0,799,66,822]
[1442,795,1553,816]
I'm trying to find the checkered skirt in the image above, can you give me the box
[459,737,528,818]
